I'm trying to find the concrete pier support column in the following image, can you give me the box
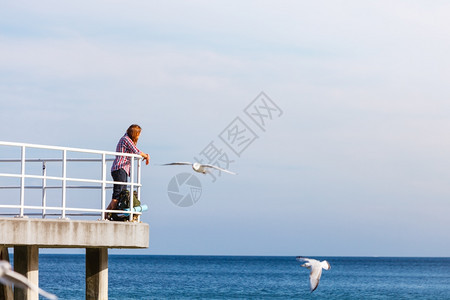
[0,247,13,300]
[86,248,108,300]
[13,245,39,300]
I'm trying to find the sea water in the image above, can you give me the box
[34,255,450,299]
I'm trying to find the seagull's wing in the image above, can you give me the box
[296,256,310,263]
[161,162,193,166]
[308,261,323,292]
[1,267,57,299]
[203,164,237,175]
[321,260,331,270]
[296,256,316,267]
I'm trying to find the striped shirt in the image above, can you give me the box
[111,134,141,175]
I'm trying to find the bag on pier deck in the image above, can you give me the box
[111,190,141,221]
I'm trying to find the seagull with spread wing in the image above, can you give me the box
[0,261,58,299]
[162,162,237,175]
[296,256,331,292]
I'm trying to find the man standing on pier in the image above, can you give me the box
[105,124,150,220]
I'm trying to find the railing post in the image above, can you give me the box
[42,161,47,219]
[129,156,135,221]
[61,149,67,219]
[19,146,26,217]
[101,153,106,220]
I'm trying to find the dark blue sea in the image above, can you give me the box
[33,255,450,299]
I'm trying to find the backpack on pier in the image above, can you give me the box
[111,190,140,221]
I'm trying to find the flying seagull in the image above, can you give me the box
[296,256,331,292]
[162,162,237,175]
[0,261,58,299]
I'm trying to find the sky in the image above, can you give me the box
[1,1,450,257]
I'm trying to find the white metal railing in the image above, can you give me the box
[0,141,144,221]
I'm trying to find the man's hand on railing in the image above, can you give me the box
[140,153,150,165]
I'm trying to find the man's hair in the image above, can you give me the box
[127,124,142,144]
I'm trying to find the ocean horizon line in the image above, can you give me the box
[8,253,448,259]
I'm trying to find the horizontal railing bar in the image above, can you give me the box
[0,173,141,186]
[0,141,142,159]
[0,158,115,163]
[0,213,136,217]
[0,186,114,189]
[0,205,142,214]
[0,214,92,216]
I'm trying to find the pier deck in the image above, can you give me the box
[0,218,149,248]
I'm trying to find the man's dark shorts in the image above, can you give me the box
[111,168,128,200]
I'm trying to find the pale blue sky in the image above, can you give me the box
[1,1,450,257]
